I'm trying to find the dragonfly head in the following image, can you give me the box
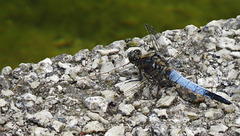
[128,49,142,64]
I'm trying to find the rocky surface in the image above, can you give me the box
[1,16,240,136]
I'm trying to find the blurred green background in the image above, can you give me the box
[0,0,239,70]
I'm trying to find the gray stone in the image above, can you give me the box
[84,96,110,114]
[1,66,12,75]
[227,69,238,80]
[115,80,141,99]
[97,48,119,56]
[87,111,109,124]
[118,103,135,115]
[153,109,168,118]
[156,95,176,107]
[0,99,7,107]
[209,124,228,135]
[26,110,53,126]
[101,90,118,101]
[30,126,56,136]
[52,120,65,132]
[104,125,125,136]
[1,90,14,97]
[129,112,147,126]
[230,51,240,58]
[82,121,105,133]
[205,108,224,119]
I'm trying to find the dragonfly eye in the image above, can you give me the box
[128,49,142,63]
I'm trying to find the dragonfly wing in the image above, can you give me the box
[144,24,161,52]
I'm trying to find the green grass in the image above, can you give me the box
[0,0,239,70]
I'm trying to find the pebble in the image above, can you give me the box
[1,90,14,97]
[29,81,40,89]
[118,103,135,115]
[104,125,125,136]
[84,96,110,114]
[21,93,37,101]
[101,90,117,101]
[158,35,172,46]
[0,116,7,125]
[82,121,105,133]
[115,80,141,99]
[222,104,235,113]
[100,62,115,73]
[230,51,240,58]
[30,126,56,136]
[170,127,181,136]
[185,111,198,120]
[73,49,90,62]
[47,75,59,83]
[26,110,53,126]
[97,48,119,56]
[0,99,7,107]
[134,127,149,136]
[209,123,228,135]
[38,58,53,73]
[156,95,176,107]
[62,131,74,136]
[153,109,168,118]
[227,69,238,80]
[204,108,224,119]
[86,111,109,124]
[129,112,147,126]
[236,117,240,125]
[167,47,178,57]
[1,66,12,75]
[185,127,194,136]
[52,120,65,132]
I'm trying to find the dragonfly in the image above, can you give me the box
[127,24,232,105]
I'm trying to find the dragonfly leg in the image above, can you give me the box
[128,69,143,82]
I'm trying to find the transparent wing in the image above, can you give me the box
[144,24,161,52]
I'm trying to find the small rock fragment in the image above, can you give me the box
[209,124,228,135]
[185,111,198,120]
[26,110,53,126]
[52,120,65,132]
[230,51,240,58]
[30,126,56,136]
[129,113,147,126]
[115,80,141,99]
[1,66,12,75]
[227,69,238,80]
[84,96,109,114]
[82,121,105,133]
[170,127,181,136]
[104,125,125,136]
[156,95,176,107]
[153,109,168,118]
[1,90,14,97]
[97,48,119,56]
[185,127,194,136]
[101,90,117,101]
[29,81,40,89]
[118,103,135,115]
[204,108,223,119]
[0,99,7,107]
[87,111,109,124]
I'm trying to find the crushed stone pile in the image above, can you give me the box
[1,16,240,136]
